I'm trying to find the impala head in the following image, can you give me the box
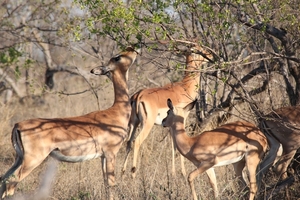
[90,46,139,79]
[187,46,214,63]
[185,46,214,70]
[162,98,196,127]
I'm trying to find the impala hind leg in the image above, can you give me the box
[0,154,23,199]
[274,149,297,180]
[1,155,46,199]
[245,152,261,200]
[131,123,153,178]
[122,119,139,176]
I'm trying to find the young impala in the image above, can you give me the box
[162,99,267,200]
[259,106,300,182]
[122,45,213,178]
[0,47,139,200]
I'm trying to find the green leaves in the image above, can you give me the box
[0,48,22,65]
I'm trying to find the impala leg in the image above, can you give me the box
[245,151,261,200]
[1,155,46,199]
[188,163,214,200]
[101,156,107,185]
[122,119,139,175]
[233,159,247,188]
[170,131,186,178]
[274,149,297,180]
[205,168,218,198]
[0,157,22,198]
[131,123,153,178]
[170,132,177,177]
[104,153,116,200]
[180,154,186,177]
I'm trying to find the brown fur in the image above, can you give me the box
[162,99,267,200]
[0,47,138,200]
[122,46,213,178]
[259,106,300,181]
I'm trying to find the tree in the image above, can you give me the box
[76,0,299,112]
[0,0,108,103]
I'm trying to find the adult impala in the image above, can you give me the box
[0,47,139,199]
[258,106,300,182]
[122,45,213,178]
[162,99,267,200]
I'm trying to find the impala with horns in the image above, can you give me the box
[162,98,267,200]
[0,47,139,200]
[258,106,300,182]
[122,45,213,178]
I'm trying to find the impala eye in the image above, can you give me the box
[114,55,121,62]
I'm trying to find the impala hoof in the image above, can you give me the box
[131,167,136,173]
[121,169,125,176]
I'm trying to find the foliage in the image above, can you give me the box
[73,0,300,108]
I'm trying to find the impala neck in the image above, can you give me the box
[184,52,205,77]
[171,117,191,154]
[112,70,130,107]
[179,53,205,98]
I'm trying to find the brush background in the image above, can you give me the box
[0,45,299,200]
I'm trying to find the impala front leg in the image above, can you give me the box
[232,159,248,190]
[188,163,214,200]
[171,133,176,177]
[101,155,107,185]
[105,153,116,200]
[205,168,218,198]
[170,132,186,177]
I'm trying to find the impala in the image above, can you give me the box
[0,47,139,200]
[258,106,300,182]
[162,98,267,200]
[122,45,213,178]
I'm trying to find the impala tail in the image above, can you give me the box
[122,90,146,175]
[126,90,144,151]
[257,120,281,186]
[0,125,24,199]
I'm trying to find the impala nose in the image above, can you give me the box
[91,66,106,75]
[90,67,100,75]
[162,119,166,127]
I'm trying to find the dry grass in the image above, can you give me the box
[0,60,299,200]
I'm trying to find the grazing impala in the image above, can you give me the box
[162,99,267,200]
[0,47,139,199]
[259,106,300,182]
[122,45,213,178]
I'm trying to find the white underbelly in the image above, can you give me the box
[155,112,167,125]
[213,154,245,167]
[50,150,101,162]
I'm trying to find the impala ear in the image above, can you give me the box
[126,44,142,54]
[184,100,196,112]
[167,98,174,110]
[125,46,141,54]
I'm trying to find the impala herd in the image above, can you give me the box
[0,45,299,200]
